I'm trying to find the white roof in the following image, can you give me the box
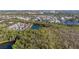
[8,22,30,30]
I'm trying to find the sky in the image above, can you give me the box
[0,0,79,10]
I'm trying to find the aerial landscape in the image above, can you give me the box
[0,10,79,49]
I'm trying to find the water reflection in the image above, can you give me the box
[63,20,79,25]
[0,41,15,49]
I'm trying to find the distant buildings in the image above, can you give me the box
[8,23,31,30]
[0,12,79,27]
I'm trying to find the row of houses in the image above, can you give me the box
[8,23,31,30]
[0,14,79,24]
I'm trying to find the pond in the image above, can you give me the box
[0,40,15,49]
[31,24,41,30]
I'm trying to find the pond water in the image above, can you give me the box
[0,41,15,49]
[31,24,41,29]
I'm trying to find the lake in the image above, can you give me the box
[63,20,79,25]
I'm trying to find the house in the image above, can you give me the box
[8,22,31,30]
